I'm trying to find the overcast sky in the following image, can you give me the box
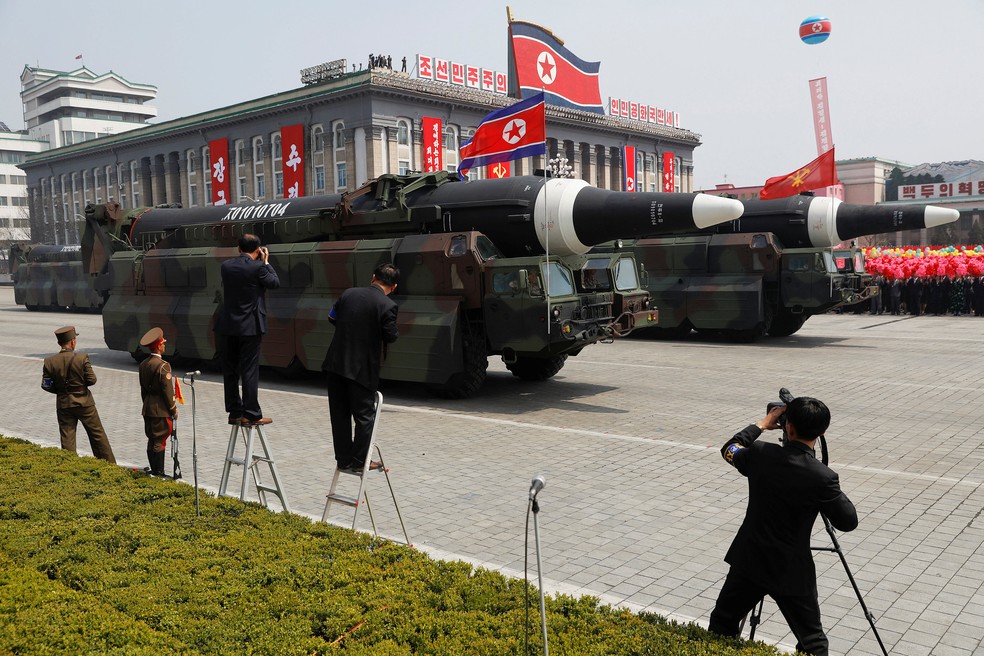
[3,0,981,189]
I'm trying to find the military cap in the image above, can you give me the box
[55,326,78,344]
[140,327,165,348]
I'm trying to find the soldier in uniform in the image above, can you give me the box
[138,327,177,476]
[41,326,116,463]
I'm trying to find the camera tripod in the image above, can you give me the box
[744,434,889,656]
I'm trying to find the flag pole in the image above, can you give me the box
[541,89,550,335]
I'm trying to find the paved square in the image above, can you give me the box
[1,286,981,655]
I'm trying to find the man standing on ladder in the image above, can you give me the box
[708,397,858,656]
[322,263,400,472]
[138,327,177,477]
[215,234,279,426]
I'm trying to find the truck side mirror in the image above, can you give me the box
[638,263,649,287]
[516,269,529,290]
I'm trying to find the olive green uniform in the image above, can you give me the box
[41,347,116,463]
[139,354,176,456]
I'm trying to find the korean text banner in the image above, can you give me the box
[208,138,231,206]
[422,117,444,173]
[281,124,305,198]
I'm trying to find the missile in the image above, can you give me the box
[711,195,960,248]
[117,173,743,257]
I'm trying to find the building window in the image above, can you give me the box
[444,125,459,173]
[336,162,347,190]
[82,169,90,205]
[333,122,345,149]
[315,165,325,192]
[189,185,198,206]
[252,136,265,199]
[275,172,283,197]
[130,161,140,207]
[397,118,413,174]
[312,125,324,152]
[187,150,198,205]
[255,174,265,198]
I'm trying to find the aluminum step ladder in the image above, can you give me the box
[218,423,290,513]
[322,392,410,546]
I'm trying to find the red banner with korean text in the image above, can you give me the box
[280,124,305,198]
[809,77,833,157]
[662,151,675,192]
[422,117,444,173]
[208,138,231,206]
[487,161,511,179]
[623,146,636,192]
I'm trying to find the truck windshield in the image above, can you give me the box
[579,259,612,292]
[543,262,575,297]
[614,257,639,291]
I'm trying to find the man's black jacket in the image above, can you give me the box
[322,284,399,389]
[215,254,280,336]
[721,425,858,595]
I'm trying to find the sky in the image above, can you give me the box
[2,0,982,189]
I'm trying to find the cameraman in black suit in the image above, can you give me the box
[215,234,280,426]
[322,263,400,471]
[708,397,858,656]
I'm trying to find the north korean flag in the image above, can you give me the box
[457,92,546,177]
[509,21,604,114]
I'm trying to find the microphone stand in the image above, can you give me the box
[531,491,549,656]
[183,371,201,516]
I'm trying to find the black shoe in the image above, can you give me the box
[228,415,242,425]
[241,417,272,426]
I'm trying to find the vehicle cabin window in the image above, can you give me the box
[788,255,811,272]
[579,260,612,292]
[543,262,575,296]
[854,253,865,272]
[614,257,639,291]
[447,234,468,257]
[474,236,501,261]
[493,271,521,294]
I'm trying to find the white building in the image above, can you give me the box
[0,126,45,275]
[20,66,157,149]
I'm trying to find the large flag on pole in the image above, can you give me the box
[507,12,604,114]
[759,148,838,200]
[458,92,546,177]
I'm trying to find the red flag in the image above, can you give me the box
[458,93,545,177]
[174,378,185,405]
[508,18,603,114]
[75,54,83,60]
[759,148,838,200]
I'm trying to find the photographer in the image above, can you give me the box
[708,397,857,656]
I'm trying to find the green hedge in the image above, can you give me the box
[0,438,780,655]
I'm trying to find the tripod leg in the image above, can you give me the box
[822,516,889,656]
[747,597,764,640]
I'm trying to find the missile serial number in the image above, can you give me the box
[650,201,664,225]
[219,202,293,222]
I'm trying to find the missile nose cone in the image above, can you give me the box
[924,205,960,228]
[692,194,744,229]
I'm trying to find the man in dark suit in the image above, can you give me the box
[215,234,280,426]
[708,397,857,656]
[138,327,177,476]
[322,263,400,471]
[41,326,116,463]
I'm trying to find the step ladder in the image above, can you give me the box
[322,392,410,545]
[218,423,290,513]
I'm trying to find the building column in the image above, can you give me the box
[165,151,181,206]
[149,156,166,207]
[595,146,607,189]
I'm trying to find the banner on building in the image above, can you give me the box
[208,138,231,206]
[508,15,604,114]
[422,117,444,173]
[487,161,511,178]
[280,124,305,198]
[623,146,636,192]
[662,151,675,193]
[809,77,833,156]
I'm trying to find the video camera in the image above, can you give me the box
[766,387,795,430]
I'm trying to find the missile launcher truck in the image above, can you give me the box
[82,171,742,397]
[10,243,105,312]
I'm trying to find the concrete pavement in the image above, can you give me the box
[1,287,982,655]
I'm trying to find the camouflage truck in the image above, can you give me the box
[83,171,741,397]
[622,193,960,341]
[10,243,105,312]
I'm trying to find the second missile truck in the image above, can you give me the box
[10,243,104,312]
[83,171,742,397]
[625,194,960,340]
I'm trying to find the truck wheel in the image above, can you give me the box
[428,335,488,399]
[505,354,568,381]
[768,311,806,337]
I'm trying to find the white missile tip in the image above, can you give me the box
[692,194,744,229]
[924,205,960,228]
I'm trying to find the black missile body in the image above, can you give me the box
[709,194,960,247]
[120,173,742,257]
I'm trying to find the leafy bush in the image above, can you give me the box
[0,438,780,655]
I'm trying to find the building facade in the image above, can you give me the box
[20,66,157,149]
[0,128,45,275]
[21,67,699,245]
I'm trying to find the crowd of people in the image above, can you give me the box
[846,245,984,316]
